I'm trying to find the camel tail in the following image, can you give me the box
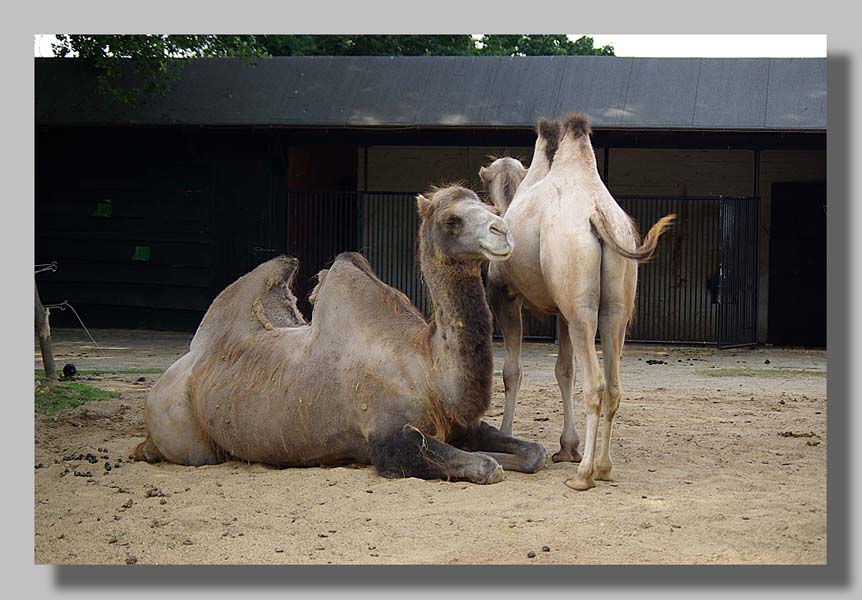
[591,210,676,263]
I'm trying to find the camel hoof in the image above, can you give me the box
[552,449,582,463]
[485,464,506,484]
[523,445,549,474]
[564,475,595,491]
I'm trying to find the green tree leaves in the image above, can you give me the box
[51,34,614,103]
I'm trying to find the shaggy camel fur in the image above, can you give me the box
[132,186,547,484]
[480,113,675,490]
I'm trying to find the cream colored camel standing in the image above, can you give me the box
[132,185,548,484]
[480,114,674,490]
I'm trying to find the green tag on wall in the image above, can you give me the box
[131,245,151,262]
[93,200,113,218]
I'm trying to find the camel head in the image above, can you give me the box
[479,157,527,215]
[417,185,513,263]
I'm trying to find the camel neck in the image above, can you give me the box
[492,170,523,216]
[420,250,494,425]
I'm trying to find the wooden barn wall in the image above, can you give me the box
[359,145,605,194]
[35,127,290,330]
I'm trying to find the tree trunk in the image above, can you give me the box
[35,282,57,382]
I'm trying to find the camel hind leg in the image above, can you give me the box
[595,312,626,481]
[132,353,222,467]
[544,235,604,491]
[595,255,637,481]
[130,435,163,463]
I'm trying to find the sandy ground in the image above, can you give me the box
[34,328,826,565]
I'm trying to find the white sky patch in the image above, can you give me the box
[35,34,827,58]
[34,34,57,57]
[581,34,826,58]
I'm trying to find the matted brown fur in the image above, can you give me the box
[417,186,497,434]
[560,112,591,139]
[537,118,562,164]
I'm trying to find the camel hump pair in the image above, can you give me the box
[133,112,674,490]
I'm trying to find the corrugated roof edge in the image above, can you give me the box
[34,56,827,131]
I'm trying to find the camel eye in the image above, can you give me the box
[444,215,462,230]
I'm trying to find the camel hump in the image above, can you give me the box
[561,112,591,139]
[537,117,562,164]
[191,255,306,350]
[333,251,376,275]
[323,251,426,323]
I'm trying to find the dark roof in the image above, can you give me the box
[35,56,826,131]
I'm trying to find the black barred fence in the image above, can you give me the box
[283,192,758,347]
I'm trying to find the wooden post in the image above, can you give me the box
[35,282,57,382]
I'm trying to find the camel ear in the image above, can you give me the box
[478,166,489,181]
[416,194,432,220]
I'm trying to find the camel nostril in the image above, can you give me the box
[490,222,508,236]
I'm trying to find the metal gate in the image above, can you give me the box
[284,191,363,316]
[617,195,759,347]
[282,191,759,347]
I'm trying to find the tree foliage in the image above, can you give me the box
[52,34,264,103]
[256,34,613,57]
[477,34,614,56]
[51,34,614,103]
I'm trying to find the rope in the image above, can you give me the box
[43,300,102,352]
[35,262,58,275]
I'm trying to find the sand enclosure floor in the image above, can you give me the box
[34,329,826,564]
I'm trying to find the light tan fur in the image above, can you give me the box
[481,112,675,491]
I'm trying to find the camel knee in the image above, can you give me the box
[368,426,437,480]
[502,362,522,392]
[604,383,621,416]
[554,356,573,383]
[583,381,604,414]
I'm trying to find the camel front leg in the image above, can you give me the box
[455,421,548,474]
[488,280,523,436]
[368,425,504,484]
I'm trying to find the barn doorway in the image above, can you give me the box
[767,182,827,347]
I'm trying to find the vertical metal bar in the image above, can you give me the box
[703,199,709,344]
[386,194,393,286]
[686,201,694,342]
[718,197,725,346]
[752,150,761,345]
[698,198,705,344]
[603,147,610,187]
[398,194,405,295]
[356,190,363,251]
[364,146,369,193]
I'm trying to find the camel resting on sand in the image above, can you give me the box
[479,113,675,490]
[131,185,547,484]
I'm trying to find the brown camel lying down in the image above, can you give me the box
[132,185,547,484]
